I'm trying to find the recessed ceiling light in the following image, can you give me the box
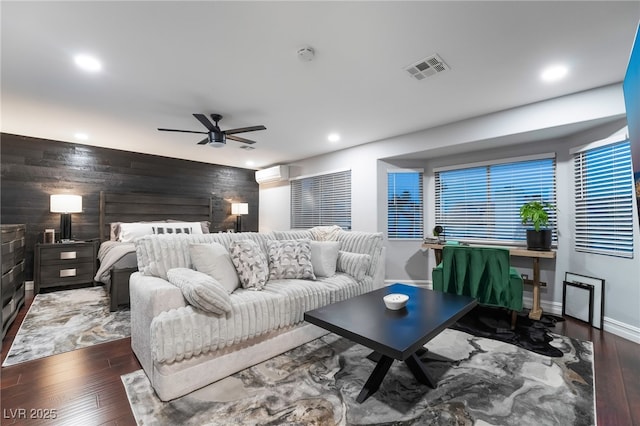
[328,133,340,142]
[74,132,89,141]
[246,160,255,167]
[74,54,102,72]
[540,64,568,82]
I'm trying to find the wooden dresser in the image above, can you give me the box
[34,240,99,293]
[1,224,26,339]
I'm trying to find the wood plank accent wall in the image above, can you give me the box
[1,133,259,280]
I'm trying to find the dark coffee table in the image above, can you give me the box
[304,283,477,403]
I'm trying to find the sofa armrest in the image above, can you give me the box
[130,272,186,377]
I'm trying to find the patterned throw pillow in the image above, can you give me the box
[267,239,316,280]
[229,239,269,290]
[153,226,192,235]
[166,268,232,315]
[336,251,371,281]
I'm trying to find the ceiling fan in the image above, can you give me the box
[158,113,266,148]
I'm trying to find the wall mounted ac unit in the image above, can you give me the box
[255,165,289,184]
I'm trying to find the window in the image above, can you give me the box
[435,155,557,244]
[290,169,351,229]
[387,169,424,239]
[574,140,634,258]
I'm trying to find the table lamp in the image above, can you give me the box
[231,202,248,232]
[50,194,82,242]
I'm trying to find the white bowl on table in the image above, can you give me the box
[383,293,409,310]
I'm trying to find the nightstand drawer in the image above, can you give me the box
[38,262,95,286]
[39,245,95,264]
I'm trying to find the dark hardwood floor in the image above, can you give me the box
[1,290,639,425]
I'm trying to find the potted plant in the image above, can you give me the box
[433,225,444,243]
[519,201,554,250]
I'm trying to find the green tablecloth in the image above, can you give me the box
[432,245,523,311]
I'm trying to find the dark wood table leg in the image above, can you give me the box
[357,355,394,403]
[405,353,436,388]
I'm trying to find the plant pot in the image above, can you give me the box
[526,229,552,251]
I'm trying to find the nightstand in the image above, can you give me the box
[34,240,99,293]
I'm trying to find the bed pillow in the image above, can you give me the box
[118,223,156,242]
[336,251,371,281]
[189,243,240,294]
[310,241,341,278]
[152,222,204,236]
[267,239,316,280]
[168,219,211,233]
[229,239,269,290]
[167,268,231,315]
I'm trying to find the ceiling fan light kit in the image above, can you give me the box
[158,113,266,149]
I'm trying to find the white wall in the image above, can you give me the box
[259,84,640,342]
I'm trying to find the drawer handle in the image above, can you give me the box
[60,268,77,278]
[60,251,77,260]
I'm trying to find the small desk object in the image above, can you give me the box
[422,243,556,320]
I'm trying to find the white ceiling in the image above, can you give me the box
[2,1,639,170]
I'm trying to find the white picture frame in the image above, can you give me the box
[564,272,605,329]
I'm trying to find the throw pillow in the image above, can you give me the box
[166,268,232,315]
[229,239,269,290]
[310,241,340,277]
[118,222,156,242]
[336,251,371,281]
[267,239,316,280]
[189,243,240,294]
[153,225,192,235]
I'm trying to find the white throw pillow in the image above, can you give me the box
[229,239,269,290]
[166,268,232,315]
[336,251,371,281]
[267,239,316,280]
[310,241,340,277]
[118,223,156,242]
[189,243,240,294]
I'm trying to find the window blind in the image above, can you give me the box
[435,157,557,244]
[387,170,424,239]
[574,140,634,258]
[290,169,351,229]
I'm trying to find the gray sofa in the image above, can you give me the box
[130,229,385,401]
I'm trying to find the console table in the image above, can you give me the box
[422,243,556,320]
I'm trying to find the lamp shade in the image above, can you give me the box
[50,194,82,213]
[231,202,248,215]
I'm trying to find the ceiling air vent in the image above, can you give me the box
[404,54,449,80]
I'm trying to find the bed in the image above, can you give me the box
[96,191,213,311]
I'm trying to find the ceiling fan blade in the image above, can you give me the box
[227,134,256,145]
[224,125,266,135]
[193,113,216,131]
[197,137,209,145]
[158,128,207,134]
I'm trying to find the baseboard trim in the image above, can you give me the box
[389,279,640,344]
[26,281,34,291]
[602,317,640,344]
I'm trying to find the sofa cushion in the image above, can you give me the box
[310,241,340,277]
[266,239,315,280]
[166,268,232,315]
[229,239,269,290]
[189,243,240,294]
[336,251,371,281]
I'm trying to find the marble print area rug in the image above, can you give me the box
[2,286,130,367]
[122,329,595,426]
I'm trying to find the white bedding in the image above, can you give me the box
[95,241,137,284]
